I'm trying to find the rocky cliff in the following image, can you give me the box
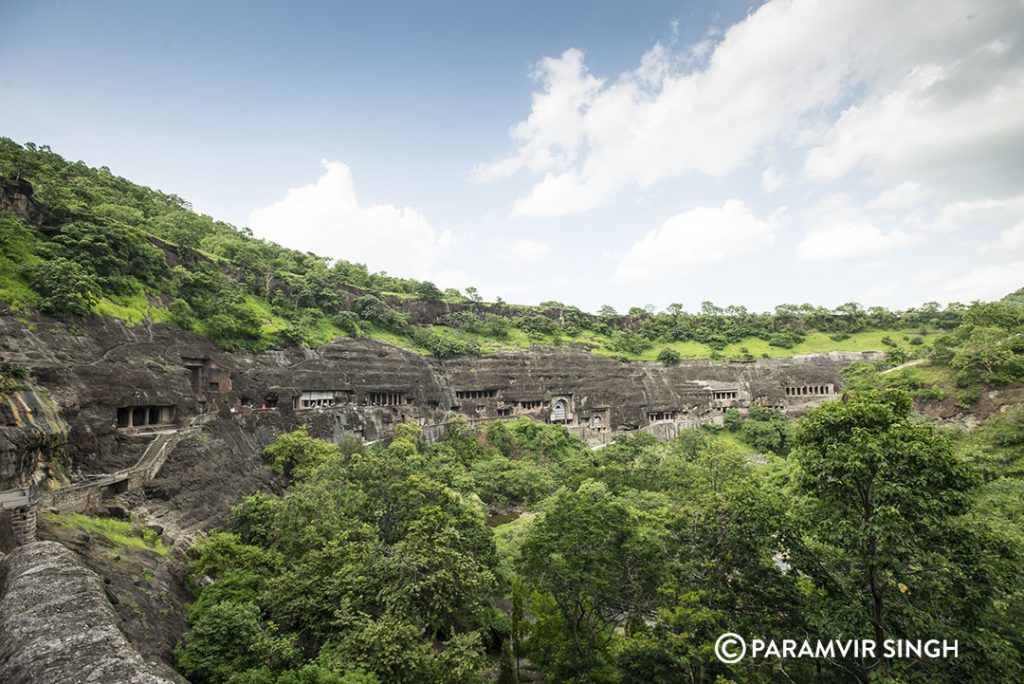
[0,311,875,499]
[0,541,182,683]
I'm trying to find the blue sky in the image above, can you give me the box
[2,1,1023,313]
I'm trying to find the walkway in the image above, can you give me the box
[1,413,214,543]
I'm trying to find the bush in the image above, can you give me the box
[610,331,651,355]
[28,257,101,316]
[412,328,481,357]
[656,348,681,365]
[516,313,559,336]
[768,330,805,349]
[353,295,408,333]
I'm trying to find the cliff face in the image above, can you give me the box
[0,541,182,684]
[0,383,69,487]
[0,311,874,497]
[0,177,43,225]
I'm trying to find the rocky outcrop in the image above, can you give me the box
[0,177,43,225]
[0,541,181,683]
[0,382,69,487]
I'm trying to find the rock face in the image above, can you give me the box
[0,541,181,683]
[0,312,878,497]
[0,383,68,487]
[0,177,43,225]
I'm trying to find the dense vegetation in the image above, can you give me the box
[1,139,972,357]
[178,384,1024,683]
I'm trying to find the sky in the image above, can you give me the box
[2,0,1023,314]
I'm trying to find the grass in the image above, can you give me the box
[0,216,43,311]
[353,324,938,361]
[94,291,173,326]
[584,328,938,362]
[42,512,168,556]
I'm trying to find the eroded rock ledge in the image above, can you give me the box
[0,541,181,684]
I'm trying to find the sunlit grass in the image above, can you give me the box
[42,512,168,556]
[94,292,173,325]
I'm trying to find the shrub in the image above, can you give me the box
[656,348,681,365]
[27,257,101,316]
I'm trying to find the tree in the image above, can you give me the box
[414,280,443,301]
[263,426,340,477]
[949,325,1024,385]
[788,390,1021,679]
[28,257,100,315]
[518,481,661,680]
[175,601,300,684]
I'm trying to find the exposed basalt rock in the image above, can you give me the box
[0,177,43,225]
[0,312,876,493]
[37,516,193,678]
[0,382,69,487]
[0,541,182,683]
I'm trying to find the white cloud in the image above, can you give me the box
[940,261,1024,301]
[615,200,774,280]
[510,239,552,262]
[997,221,1024,253]
[797,221,917,262]
[804,58,1024,184]
[479,0,1024,217]
[761,166,784,192]
[936,195,1024,232]
[867,181,928,211]
[248,160,452,280]
[471,48,603,183]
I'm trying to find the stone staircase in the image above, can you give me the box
[1,413,214,545]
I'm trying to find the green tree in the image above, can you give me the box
[175,601,300,684]
[518,481,661,681]
[28,256,101,315]
[789,390,1021,680]
[263,426,340,477]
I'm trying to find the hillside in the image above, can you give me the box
[1,140,1024,684]
[0,138,968,360]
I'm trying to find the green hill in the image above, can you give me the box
[0,138,992,360]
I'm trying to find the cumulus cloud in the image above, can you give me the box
[993,221,1024,253]
[248,160,452,280]
[936,195,1024,232]
[867,181,928,211]
[796,193,919,261]
[797,221,917,262]
[615,200,774,280]
[471,49,603,183]
[940,261,1024,301]
[509,239,552,262]
[761,167,784,192]
[478,0,1024,217]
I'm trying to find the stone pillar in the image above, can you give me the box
[10,505,37,546]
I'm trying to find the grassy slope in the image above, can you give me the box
[42,512,168,556]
